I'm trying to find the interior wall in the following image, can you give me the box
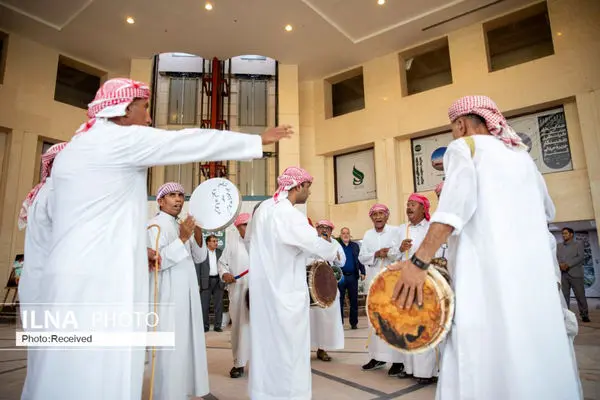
[0,33,121,283]
[299,0,600,239]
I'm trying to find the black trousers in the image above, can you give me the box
[201,276,224,329]
[338,274,359,327]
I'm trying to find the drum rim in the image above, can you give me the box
[366,266,455,354]
[307,261,336,308]
[188,177,242,231]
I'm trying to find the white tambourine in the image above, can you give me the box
[188,178,242,231]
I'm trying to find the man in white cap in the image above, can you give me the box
[309,219,346,362]
[391,95,580,399]
[17,142,67,399]
[219,212,251,378]
[247,167,340,400]
[147,182,209,400]
[26,78,292,400]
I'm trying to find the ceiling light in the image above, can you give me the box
[557,32,562,36]
[285,24,293,32]
[205,2,213,10]
[377,0,385,5]
[126,17,135,24]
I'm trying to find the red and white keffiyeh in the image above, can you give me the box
[448,95,526,150]
[408,193,431,221]
[156,182,185,200]
[75,78,151,135]
[434,181,444,197]
[273,166,313,203]
[369,203,390,217]
[234,213,251,227]
[18,142,68,230]
[316,219,334,230]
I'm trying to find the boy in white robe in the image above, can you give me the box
[391,95,581,400]
[248,167,340,400]
[219,212,251,378]
[359,203,406,377]
[309,219,346,361]
[27,78,293,400]
[147,182,209,400]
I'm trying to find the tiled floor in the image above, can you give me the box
[1,300,599,400]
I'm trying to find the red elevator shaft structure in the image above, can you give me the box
[200,57,230,179]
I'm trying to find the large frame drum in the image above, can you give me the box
[367,267,454,354]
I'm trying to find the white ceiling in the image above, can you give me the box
[0,0,535,79]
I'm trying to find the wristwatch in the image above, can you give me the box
[410,254,430,270]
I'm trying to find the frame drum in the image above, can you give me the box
[188,178,242,231]
[306,261,338,308]
[367,267,454,354]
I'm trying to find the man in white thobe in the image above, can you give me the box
[147,182,209,400]
[391,95,581,400]
[359,203,406,377]
[247,167,340,400]
[26,78,292,400]
[17,142,67,399]
[309,220,346,362]
[395,193,443,384]
[219,212,251,378]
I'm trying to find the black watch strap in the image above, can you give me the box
[410,254,429,270]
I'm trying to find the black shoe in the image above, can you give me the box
[230,367,244,378]
[362,359,386,371]
[582,316,591,323]
[351,325,358,330]
[204,327,209,333]
[388,363,405,377]
[416,377,437,384]
[214,327,223,332]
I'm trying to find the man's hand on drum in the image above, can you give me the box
[388,261,427,309]
[360,274,366,281]
[261,125,294,145]
[222,273,235,284]
[148,248,161,271]
[399,239,412,253]
[179,215,195,243]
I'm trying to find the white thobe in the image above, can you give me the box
[397,219,443,378]
[147,211,209,400]
[218,231,250,368]
[358,225,405,364]
[432,135,580,400]
[248,198,339,400]
[19,178,54,400]
[309,240,346,351]
[26,119,264,400]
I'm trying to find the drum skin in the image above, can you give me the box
[367,268,454,353]
[188,178,241,231]
[306,262,338,308]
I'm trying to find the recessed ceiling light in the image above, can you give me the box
[557,32,563,36]
[285,24,293,32]
[205,2,213,10]
[126,16,135,24]
[377,0,385,4]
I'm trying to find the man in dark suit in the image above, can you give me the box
[337,227,365,329]
[196,235,225,332]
